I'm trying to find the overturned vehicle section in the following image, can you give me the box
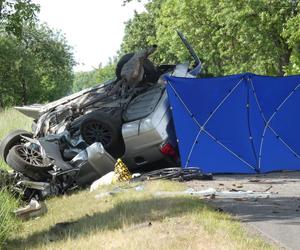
[0,32,201,200]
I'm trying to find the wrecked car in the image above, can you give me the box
[0,32,201,200]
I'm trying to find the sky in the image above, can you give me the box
[32,0,146,72]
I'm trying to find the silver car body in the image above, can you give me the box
[122,64,195,167]
[14,79,115,120]
[122,89,172,167]
[13,32,200,170]
[14,64,193,169]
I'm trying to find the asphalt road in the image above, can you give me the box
[188,172,300,250]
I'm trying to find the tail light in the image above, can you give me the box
[160,142,178,160]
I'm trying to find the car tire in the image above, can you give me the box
[0,130,33,163]
[80,112,122,154]
[116,53,159,83]
[6,145,52,181]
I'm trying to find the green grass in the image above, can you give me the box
[0,109,275,249]
[0,189,20,249]
[0,108,32,170]
[6,181,274,250]
[0,108,30,248]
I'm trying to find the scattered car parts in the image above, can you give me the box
[0,32,202,200]
[134,167,213,181]
[14,198,47,220]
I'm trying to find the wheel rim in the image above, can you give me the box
[16,146,45,167]
[82,120,112,146]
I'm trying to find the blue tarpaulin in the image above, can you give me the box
[166,73,300,174]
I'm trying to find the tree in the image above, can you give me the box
[73,70,99,92]
[156,0,297,75]
[0,0,39,38]
[282,2,300,74]
[120,0,162,63]
[22,25,75,102]
[121,0,299,76]
[209,0,295,76]
[73,59,116,92]
[0,36,22,106]
[0,1,76,108]
[95,60,116,83]
[0,24,75,107]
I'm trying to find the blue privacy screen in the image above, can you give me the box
[166,73,300,173]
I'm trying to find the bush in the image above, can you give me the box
[0,190,19,248]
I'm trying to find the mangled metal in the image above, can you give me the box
[0,32,202,200]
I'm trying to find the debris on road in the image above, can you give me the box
[154,188,273,199]
[187,172,300,250]
[133,167,212,182]
[93,183,273,202]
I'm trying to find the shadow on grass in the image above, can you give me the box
[8,196,214,249]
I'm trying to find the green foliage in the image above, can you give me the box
[96,62,116,83]
[0,1,75,108]
[121,10,156,54]
[73,62,116,92]
[0,189,19,248]
[282,3,300,74]
[0,0,40,38]
[0,24,75,107]
[73,70,98,92]
[2,0,300,109]
[21,25,75,102]
[120,0,162,63]
[121,0,300,76]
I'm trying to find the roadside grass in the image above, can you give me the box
[0,109,29,248]
[0,189,20,249]
[7,181,274,250]
[0,109,274,249]
[0,108,32,170]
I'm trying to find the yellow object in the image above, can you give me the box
[114,158,132,182]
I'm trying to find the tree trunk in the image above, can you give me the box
[20,77,27,105]
[0,93,4,108]
[278,43,292,76]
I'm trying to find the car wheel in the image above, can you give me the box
[116,53,159,83]
[80,112,121,152]
[0,130,33,163]
[6,145,52,181]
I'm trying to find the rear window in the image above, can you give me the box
[123,85,164,122]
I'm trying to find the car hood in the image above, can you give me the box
[15,79,116,119]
